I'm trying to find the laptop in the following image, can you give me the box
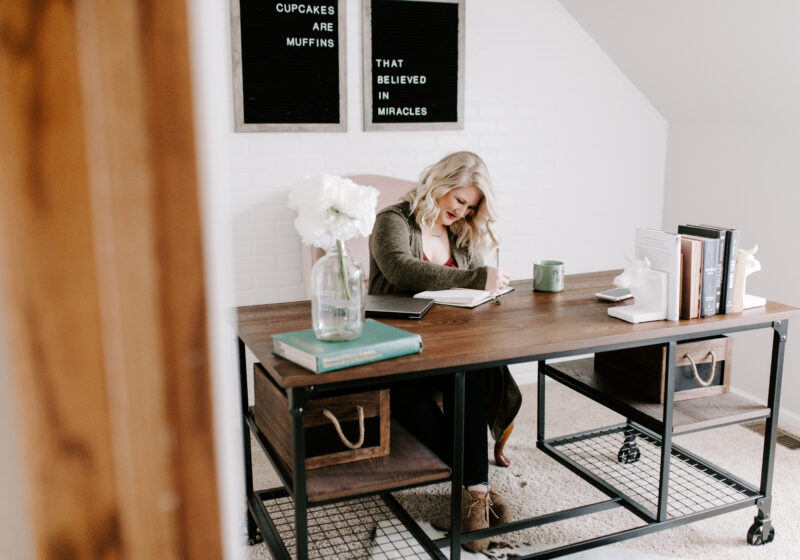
[365,295,434,319]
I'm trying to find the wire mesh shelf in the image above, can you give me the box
[547,424,759,519]
[261,493,430,559]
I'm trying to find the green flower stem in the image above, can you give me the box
[336,239,351,300]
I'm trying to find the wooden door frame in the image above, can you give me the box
[0,2,223,558]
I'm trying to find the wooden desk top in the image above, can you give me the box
[238,270,799,389]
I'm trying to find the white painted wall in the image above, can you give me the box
[557,0,800,426]
[187,2,245,560]
[559,0,800,128]
[0,2,668,558]
[663,124,800,428]
[222,0,668,306]
[187,1,668,556]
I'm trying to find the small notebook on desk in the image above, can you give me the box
[413,286,514,308]
[365,295,434,319]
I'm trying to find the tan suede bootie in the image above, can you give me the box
[488,489,511,526]
[461,488,492,552]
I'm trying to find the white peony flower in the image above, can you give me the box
[288,173,379,250]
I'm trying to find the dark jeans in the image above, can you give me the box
[391,370,489,487]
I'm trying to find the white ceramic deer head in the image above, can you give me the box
[613,257,660,309]
[735,245,766,310]
[743,245,761,277]
[608,256,668,323]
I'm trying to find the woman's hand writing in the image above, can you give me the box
[485,267,510,292]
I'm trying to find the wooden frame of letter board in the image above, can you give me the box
[594,336,733,404]
[230,0,347,132]
[363,0,465,131]
[253,363,390,471]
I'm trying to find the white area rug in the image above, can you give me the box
[373,520,678,560]
[248,382,799,559]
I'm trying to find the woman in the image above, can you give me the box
[368,151,522,552]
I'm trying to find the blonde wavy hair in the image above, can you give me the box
[402,151,499,256]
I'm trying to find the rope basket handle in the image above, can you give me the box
[322,406,365,449]
[684,350,717,387]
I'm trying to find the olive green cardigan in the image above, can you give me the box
[367,201,521,440]
[368,201,488,294]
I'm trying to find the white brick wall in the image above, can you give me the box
[221,0,668,306]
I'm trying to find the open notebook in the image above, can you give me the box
[413,286,514,308]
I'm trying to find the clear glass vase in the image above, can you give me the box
[311,240,365,341]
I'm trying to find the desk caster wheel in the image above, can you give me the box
[617,445,640,464]
[747,523,775,546]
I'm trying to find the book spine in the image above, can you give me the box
[680,242,691,320]
[273,339,321,373]
[668,236,680,321]
[677,226,724,314]
[699,238,718,317]
[318,336,422,373]
[712,231,725,313]
[732,249,747,312]
[693,251,702,319]
[679,239,701,320]
[722,229,739,314]
[710,229,728,313]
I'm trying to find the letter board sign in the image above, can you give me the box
[363,0,464,131]
[231,0,347,132]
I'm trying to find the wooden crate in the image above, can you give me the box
[594,336,732,404]
[252,363,390,472]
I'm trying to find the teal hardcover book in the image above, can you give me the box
[271,319,422,373]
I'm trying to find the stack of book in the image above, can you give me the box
[635,224,746,321]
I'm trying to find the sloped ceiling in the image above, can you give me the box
[559,0,800,126]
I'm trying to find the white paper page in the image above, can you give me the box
[414,286,514,307]
[635,229,681,321]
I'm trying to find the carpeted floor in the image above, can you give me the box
[249,381,798,559]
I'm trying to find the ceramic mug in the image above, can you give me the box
[533,260,565,292]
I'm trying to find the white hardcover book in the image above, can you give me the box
[636,229,681,321]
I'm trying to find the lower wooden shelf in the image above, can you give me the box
[544,358,770,435]
[304,420,451,503]
[250,413,451,504]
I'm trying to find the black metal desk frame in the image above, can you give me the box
[239,335,468,560]
[239,318,788,560]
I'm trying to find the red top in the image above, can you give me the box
[423,253,458,268]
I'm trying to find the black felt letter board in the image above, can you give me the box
[365,0,463,130]
[235,0,345,130]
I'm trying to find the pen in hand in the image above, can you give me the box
[493,247,503,305]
